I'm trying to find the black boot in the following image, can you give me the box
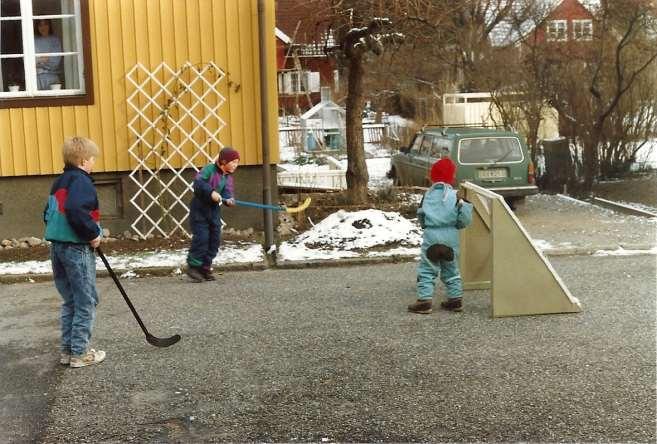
[186,266,204,283]
[408,299,433,314]
[440,297,462,312]
[201,267,216,281]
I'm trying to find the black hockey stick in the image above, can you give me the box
[96,247,181,348]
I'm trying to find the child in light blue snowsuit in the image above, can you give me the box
[408,158,473,314]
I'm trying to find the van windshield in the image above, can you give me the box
[458,137,523,164]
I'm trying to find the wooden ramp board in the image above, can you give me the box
[460,182,582,318]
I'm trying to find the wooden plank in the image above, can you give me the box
[199,0,218,161]
[93,0,117,172]
[22,108,40,175]
[146,0,164,172]
[107,0,129,172]
[238,0,256,166]
[84,0,105,171]
[186,0,205,167]
[73,106,89,138]
[172,0,191,168]
[132,0,153,170]
[9,109,26,175]
[49,107,65,170]
[35,107,54,174]
[120,0,138,169]
[246,0,261,165]
[159,0,178,167]
[225,0,244,163]
[212,0,232,149]
[61,106,76,144]
[0,110,15,176]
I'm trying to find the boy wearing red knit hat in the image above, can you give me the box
[408,158,473,314]
[186,147,240,282]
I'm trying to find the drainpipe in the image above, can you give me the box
[258,0,275,253]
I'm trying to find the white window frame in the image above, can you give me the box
[572,19,593,41]
[0,0,85,99]
[546,20,568,42]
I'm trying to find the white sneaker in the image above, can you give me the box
[70,349,106,368]
[60,352,71,365]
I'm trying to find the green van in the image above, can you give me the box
[388,126,538,204]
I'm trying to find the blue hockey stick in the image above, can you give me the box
[233,197,311,213]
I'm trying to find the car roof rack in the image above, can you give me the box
[422,123,515,136]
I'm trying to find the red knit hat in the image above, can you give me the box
[218,147,240,164]
[430,158,456,185]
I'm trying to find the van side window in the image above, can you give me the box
[410,135,423,153]
[420,135,433,155]
[430,138,442,158]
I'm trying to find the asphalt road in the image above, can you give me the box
[0,255,655,443]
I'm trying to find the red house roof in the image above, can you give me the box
[276,0,332,45]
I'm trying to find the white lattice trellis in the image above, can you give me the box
[126,62,226,239]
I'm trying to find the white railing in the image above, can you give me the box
[279,123,389,150]
[277,169,347,190]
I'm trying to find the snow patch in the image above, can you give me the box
[593,246,657,257]
[279,209,421,261]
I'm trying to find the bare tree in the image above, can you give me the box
[478,2,558,160]
[320,1,406,204]
[600,66,657,177]
[444,0,519,91]
[546,0,657,192]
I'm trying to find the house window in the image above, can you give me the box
[572,19,593,40]
[0,0,93,108]
[277,70,320,94]
[546,20,568,41]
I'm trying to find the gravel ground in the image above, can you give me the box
[1,255,653,443]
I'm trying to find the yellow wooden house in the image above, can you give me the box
[0,0,278,238]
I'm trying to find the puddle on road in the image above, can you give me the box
[147,415,211,442]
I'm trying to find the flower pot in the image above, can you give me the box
[49,83,62,90]
[8,85,19,92]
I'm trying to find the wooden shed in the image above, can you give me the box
[0,0,279,238]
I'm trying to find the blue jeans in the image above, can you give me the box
[50,242,98,356]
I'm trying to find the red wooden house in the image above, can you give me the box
[534,0,595,45]
[275,0,337,115]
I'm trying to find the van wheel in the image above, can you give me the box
[388,168,401,186]
[504,197,525,211]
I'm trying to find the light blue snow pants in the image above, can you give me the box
[416,228,463,300]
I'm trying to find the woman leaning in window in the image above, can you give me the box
[34,19,63,90]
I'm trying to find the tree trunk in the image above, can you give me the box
[581,130,601,194]
[345,54,369,204]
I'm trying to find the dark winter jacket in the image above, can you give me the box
[43,165,101,243]
[189,162,235,222]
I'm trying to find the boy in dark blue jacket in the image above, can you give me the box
[186,147,240,282]
[44,137,105,368]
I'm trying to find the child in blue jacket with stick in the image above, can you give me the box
[44,136,105,368]
[408,158,473,314]
[186,147,240,282]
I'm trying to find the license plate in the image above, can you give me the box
[478,168,507,179]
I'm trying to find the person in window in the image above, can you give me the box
[34,19,62,90]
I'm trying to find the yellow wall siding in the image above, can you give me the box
[0,110,14,175]
[0,0,279,177]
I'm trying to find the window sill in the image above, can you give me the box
[0,92,94,109]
